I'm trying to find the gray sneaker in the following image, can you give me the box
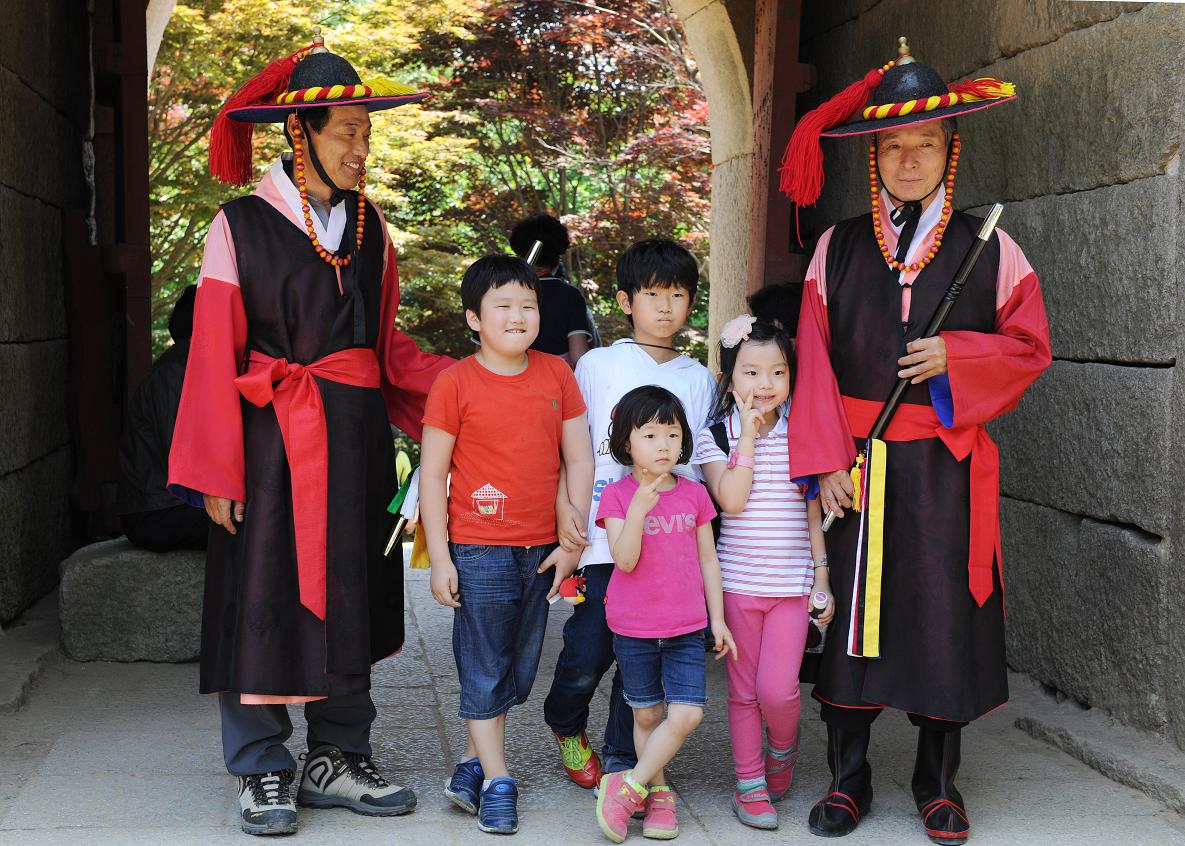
[297,744,417,816]
[237,770,297,836]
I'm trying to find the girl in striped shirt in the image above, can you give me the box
[694,316,835,831]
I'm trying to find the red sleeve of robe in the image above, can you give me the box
[941,229,1052,427]
[373,209,454,442]
[167,210,248,506]
[787,226,857,480]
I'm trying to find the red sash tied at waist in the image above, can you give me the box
[235,348,381,620]
[841,395,1001,607]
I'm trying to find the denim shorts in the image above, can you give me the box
[450,542,555,720]
[612,630,707,709]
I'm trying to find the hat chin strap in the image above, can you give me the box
[874,138,951,264]
[298,114,351,206]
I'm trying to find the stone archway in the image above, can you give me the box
[670,0,753,364]
[146,0,178,73]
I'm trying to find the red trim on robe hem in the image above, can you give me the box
[812,691,1011,722]
[241,694,326,705]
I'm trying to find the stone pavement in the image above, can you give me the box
[1,568,1184,845]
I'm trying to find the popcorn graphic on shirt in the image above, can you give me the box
[471,483,507,520]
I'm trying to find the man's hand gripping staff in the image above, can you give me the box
[821,204,1004,532]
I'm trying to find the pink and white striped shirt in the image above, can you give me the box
[693,407,813,597]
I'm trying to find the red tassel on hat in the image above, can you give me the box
[209,43,316,185]
[779,64,893,207]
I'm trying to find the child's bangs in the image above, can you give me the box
[638,408,683,429]
[638,275,693,294]
[489,270,537,292]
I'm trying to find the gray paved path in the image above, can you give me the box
[2,568,1183,845]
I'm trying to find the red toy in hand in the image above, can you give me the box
[558,574,587,605]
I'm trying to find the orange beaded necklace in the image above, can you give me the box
[290,121,367,268]
[869,130,960,274]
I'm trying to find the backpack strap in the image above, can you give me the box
[710,421,730,457]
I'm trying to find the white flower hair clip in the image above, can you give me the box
[719,314,757,349]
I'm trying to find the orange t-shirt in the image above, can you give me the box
[422,350,586,546]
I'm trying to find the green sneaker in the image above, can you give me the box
[554,730,603,789]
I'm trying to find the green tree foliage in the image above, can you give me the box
[149,0,710,359]
[415,0,711,352]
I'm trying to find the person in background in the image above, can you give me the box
[747,281,799,335]
[119,285,210,552]
[509,213,596,367]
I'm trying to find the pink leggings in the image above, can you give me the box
[723,592,810,781]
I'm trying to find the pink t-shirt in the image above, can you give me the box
[596,475,717,638]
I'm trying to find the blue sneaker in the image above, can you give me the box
[445,758,484,815]
[478,777,519,835]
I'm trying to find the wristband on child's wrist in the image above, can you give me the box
[727,450,755,470]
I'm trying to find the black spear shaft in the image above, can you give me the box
[823,203,1004,531]
[865,203,1004,441]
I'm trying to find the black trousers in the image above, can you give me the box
[122,504,209,552]
[219,691,376,776]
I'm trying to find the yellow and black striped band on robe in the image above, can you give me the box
[846,438,887,659]
[860,78,1016,121]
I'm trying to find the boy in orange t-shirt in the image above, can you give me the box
[420,255,593,836]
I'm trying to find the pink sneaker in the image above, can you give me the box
[764,749,797,801]
[642,785,679,840]
[597,771,647,843]
[732,785,778,830]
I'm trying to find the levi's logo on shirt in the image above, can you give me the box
[643,512,696,535]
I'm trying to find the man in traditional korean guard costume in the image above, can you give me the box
[167,34,451,836]
[781,39,1051,844]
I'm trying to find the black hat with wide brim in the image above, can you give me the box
[822,59,1015,138]
[210,36,429,185]
[225,50,428,124]
[779,38,1017,206]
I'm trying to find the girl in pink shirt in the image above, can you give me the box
[696,317,835,831]
[593,386,737,843]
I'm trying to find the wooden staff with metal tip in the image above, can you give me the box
[822,203,1005,532]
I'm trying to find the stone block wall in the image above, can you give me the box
[798,2,1185,751]
[0,2,91,623]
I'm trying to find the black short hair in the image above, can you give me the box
[616,239,699,301]
[283,107,331,147]
[747,282,799,332]
[460,255,541,317]
[509,213,570,270]
[710,320,795,422]
[608,385,694,466]
[168,284,197,343]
